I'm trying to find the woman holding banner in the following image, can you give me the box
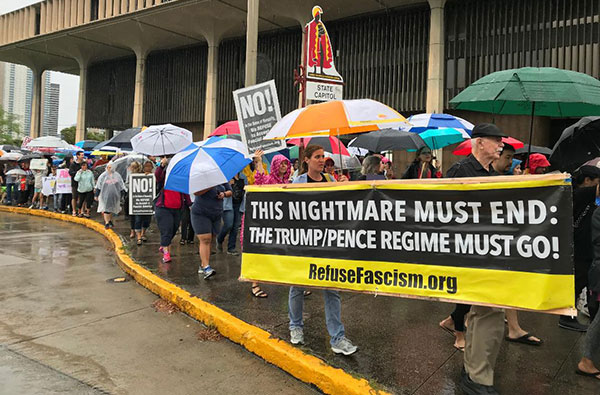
[288,145,357,355]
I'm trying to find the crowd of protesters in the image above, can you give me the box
[2,121,599,394]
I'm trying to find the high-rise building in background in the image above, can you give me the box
[42,83,60,137]
[0,62,57,138]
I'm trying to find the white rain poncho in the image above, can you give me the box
[95,170,125,214]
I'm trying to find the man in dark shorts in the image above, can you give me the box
[69,151,85,216]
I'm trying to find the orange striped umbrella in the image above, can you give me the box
[264,99,410,140]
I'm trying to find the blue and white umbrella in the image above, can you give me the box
[407,113,473,138]
[164,137,251,194]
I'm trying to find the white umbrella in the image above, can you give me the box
[347,138,369,156]
[26,136,71,149]
[131,124,193,156]
[324,152,362,169]
[0,152,23,161]
[6,168,26,176]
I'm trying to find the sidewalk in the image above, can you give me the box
[0,212,317,395]
[6,207,600,394]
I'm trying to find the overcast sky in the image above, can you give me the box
[2,1,79,131]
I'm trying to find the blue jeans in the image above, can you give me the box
[5,183,17,204]
[288,287,345,346]
[217,203,242,251]
[134,215,151,231]
[52,194,60,211]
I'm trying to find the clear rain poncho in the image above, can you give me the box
[95,170,125,214]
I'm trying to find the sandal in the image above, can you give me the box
[439,321,455,336]
[180,239,186,245]
[575,368,600,379]
[251,285,268,298]
[141,236,148,242]
[505,333,543,346]
[137,239,142,246]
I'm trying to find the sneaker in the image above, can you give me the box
[162,251,171,263]
[28,204,35,209]
[159,246,165,254]
[460,367,499,395]
[217,242,224,252]
[104,222,110,229]
[290,327,304,345]
[577,289,590,317]
[108,221,114,228]
[331,336,357,355]
[201,265,216,279]
[558,316,588,332]
[227,250,240,256]
[187,239,194,245]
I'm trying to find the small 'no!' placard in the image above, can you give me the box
[129,174,156,215]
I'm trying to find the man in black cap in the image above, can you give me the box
[446,123,506,395]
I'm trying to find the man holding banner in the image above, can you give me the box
[447,124,506,395]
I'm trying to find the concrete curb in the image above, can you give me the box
[1,206,389,395]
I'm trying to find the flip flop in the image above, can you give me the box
[575,368,600,379]
[505,333,543,346]
[453,344,465,352]
[251,286,268,298]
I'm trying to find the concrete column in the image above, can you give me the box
[64,0,72,27]
[98,0,105,19]
[51,0,58,32]
[137,0,144,10]
[129,0,137,12]
[121,0,128,14]
[84,0,92,22]
[40,3,46,34]
[0,16,5,44]
[244,0,259,87]
[425,0,446,113]
[30,69,43,138]
[70,0,78,25]
[203,44,219,139]
[132,51,147,127]
[29,7,37,36]
[106,0,113,18]
[7,13,13,43]
[16,11,23,41]
[78,0,85,24]
[58,0,65,30]
[113,0,120,16]
[76,63,88,142]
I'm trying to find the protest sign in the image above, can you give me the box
[42,176,56,196]
[56,169,71,194]
[30,159,47,170]
[241,174,575,313]
[128,174,155,215]
[233,80,285,154]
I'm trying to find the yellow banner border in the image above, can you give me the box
[245,173,571,193]
[241,252,576,315]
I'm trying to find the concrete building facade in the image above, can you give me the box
[0,0,598,164]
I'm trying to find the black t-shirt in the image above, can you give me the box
[573,186,598,261]
[446,154,497,178]
[307,173,329,183]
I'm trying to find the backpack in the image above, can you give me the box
[232,178,245,204]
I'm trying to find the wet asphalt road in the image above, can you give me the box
[0,212,318,395]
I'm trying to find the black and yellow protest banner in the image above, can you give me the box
[240,174,575,313]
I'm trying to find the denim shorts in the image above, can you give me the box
[191,210,222,235]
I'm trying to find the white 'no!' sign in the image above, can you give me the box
[233,80,286,155]
[129,174,156,215]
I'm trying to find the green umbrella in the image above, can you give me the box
[449,67,600,158]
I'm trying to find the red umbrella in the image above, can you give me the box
[209,121,240,137]
[288,136,350,156]
[453,136,524,156]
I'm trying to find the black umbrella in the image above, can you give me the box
[349,129,425,152]
[550,117,600,173]
[0,144,21,152]
[94,127,142,150]
[515,145,552,156]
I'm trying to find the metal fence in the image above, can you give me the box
[445,0,600,106]
[86,57,135,130]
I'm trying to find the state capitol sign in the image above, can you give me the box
[306,81,343,102]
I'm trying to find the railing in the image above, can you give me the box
[0,0,175,46]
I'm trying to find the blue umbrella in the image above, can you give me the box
[407,113,473,137]
[165,137,251,194]
[418,128,468,150]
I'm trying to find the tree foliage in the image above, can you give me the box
[0,106,23,146]
[60,126,105,144]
